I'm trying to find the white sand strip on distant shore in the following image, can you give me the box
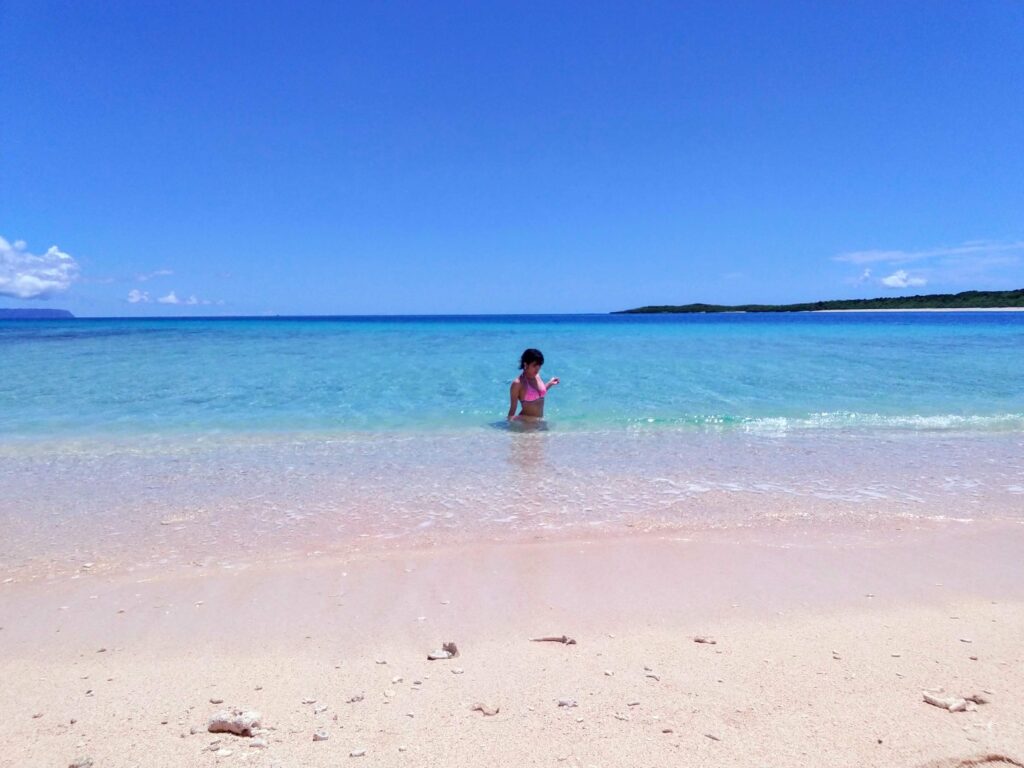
[813,306,1024,312]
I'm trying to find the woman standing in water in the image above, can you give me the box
[508,348,560,421]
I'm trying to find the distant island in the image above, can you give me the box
[0,308,75,319]
[616,289,1024,314]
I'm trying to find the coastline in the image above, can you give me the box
[811,307,1024,313]
[3,520,1023,767]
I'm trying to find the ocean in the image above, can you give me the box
[2,313,1023,576]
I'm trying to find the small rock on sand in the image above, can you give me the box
[693,636,717,645]
[558,699,578,708]
[312,730,330,741]
[209,698,224,704]
[68,759,93,768]
[923,692,969,712]
[208,709,262,737]
[471,703,500,716]
[347,694,364,704]
[350,748,367,757]
[427,641,460,660]
[215,748,233,757]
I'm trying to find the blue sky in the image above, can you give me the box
[2,1,1022,316]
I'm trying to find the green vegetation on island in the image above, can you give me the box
[615,289,1024,314]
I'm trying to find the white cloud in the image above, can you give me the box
[136,269,173,282]
[835,239,1022,289]
[834,240,1024,265]
[157,291,180,304]
[880,269,927,288]
[127,289,151,303]
[0,236,80,299]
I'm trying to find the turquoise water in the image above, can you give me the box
[2,313,1023,437]
[3,313,1024,575]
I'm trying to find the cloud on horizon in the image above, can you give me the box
[132,289,219,306]
[835,239,1022,290]
[0,236,80,299]
[880,269,927,288]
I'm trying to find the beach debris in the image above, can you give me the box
[613,713,630,722]
[530,634,577,645]
[924,692,968,712]
[604,670,614,676]
[627,700,640,707]
[471,702,500,716]
[302,697,316,704]
[207,709,262,737]
[451,667,464,675]
[960,638,973,643]
[346,693,364,704]
[249,737,268,749]
[68,758,93,768]
[391,676,403,684]
[312,729,330,741]
[209,698,224,705]
[375,658,387,665]
[704,733,721,742]
[645,673,661,681]
[214,748,233,757]
[557,699,578,708]
[693,636,717,645]
[32,712,43,719]
[314,704,328,714]
[350,748,367,757]
[427,641,459,660]
[921,689,988,712]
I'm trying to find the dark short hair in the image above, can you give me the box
[519,348,544,370]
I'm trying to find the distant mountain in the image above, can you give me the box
[0,308,75,319]
[615,289,1024,314]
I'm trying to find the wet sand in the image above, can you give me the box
[2,520,1023,767]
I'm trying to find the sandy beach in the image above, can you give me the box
[3,519,1023,768]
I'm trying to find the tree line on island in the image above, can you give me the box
[615,289,1024,314]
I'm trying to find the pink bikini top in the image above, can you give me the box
[519,374,547,403]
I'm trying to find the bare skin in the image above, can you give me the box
[508,361,560,420]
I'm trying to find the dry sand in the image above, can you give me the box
[2,520,1023,767]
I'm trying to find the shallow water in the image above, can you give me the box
[2,313,1023,436]
[2,313,1023,576]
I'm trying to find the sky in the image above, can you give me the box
[2,1,1023,316]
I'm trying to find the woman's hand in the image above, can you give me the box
[547,377,560,387]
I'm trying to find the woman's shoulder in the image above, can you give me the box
[510,374,523,386]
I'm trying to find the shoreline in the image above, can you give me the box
[812,307,1024,313]
[3,521,1023,766]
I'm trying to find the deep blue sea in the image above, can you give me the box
[2,312,1023,437]
[2,312,1023,575]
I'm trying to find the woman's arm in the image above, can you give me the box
[508,380,521,420]
[546,376,560,388]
